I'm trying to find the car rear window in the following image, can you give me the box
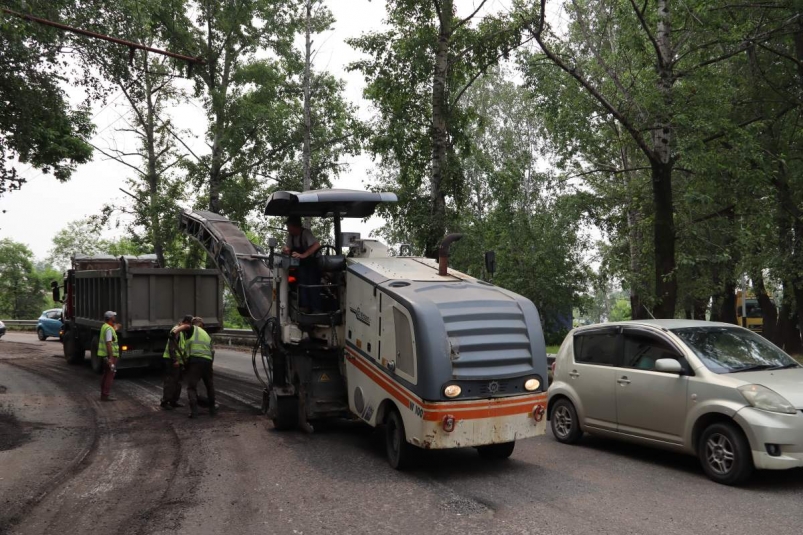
[574,331,620,366]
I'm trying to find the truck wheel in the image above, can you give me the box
[272,396,299,431]
[477,441,516,460]
[63,332,85,365]
[698,421,754,485]
[90,336,103,375]
[385,410,415,470]
[37,328,47,341]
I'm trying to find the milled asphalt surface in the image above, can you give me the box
[1,331,802,535]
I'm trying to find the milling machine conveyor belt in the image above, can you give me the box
[178,210,274,334]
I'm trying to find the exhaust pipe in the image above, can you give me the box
[438,234,463,276]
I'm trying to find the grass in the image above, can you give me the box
[546,345,560,354]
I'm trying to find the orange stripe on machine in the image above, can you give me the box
[345,346,547,421]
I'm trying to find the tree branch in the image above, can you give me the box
[90,143,145,177]
[528,1,656,161]
[627,0,666,69]
[454,0,490,31]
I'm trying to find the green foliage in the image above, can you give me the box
[348,0,534,255]
[609,299,632,323]
[0,239,53,318]
[0,0,94,196]
[46,219,147,270]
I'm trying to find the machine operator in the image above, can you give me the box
[282,215,322,312]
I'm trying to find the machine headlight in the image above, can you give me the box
[524,378,541,392]
[738,384,797,414]
[444,385,462,398]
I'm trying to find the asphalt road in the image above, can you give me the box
[1,331,802,535]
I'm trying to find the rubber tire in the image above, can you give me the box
[477,441,516,460]
[698,422,754,485]
[90,336,103,375]
[37,328,47,341]
[272,395,299,431]
[385,410,415,470]
[63,332,85,365]
[550,398,584,444]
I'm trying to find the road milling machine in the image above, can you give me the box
[179,189,549,468]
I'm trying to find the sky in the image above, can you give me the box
[0,0,547,261]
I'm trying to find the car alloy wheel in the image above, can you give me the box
[553,405,573,439]
[705,433,735,476]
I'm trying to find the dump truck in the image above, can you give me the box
[58,255,223,373]
[179,189,549,468]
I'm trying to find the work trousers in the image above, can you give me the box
[297,262,322,312]
[100,357,116,398]
[161,360,182,404]
[186,358,215,414]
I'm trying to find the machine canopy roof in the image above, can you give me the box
[264,189,397,219]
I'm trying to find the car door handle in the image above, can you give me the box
[569,370,580,378]
[617,376,631,385]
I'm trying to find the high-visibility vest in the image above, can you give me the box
[97,323,119,358]
[186,327,213,360]
[163,328,186,362]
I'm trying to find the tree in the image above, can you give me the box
[0,239,49,318]
[443,70,589,329]
[0,0,94,197]
[525,0,800,318]
[46,219,146,270]
[71,0,190,267]
[349,1,535,256]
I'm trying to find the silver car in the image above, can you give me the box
[548,320,803,485]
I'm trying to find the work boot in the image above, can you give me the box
[188,403,198,419]
[100,395,116,402]
[160,401,173,411]
[209,405,218,417]
[171,402,184,408]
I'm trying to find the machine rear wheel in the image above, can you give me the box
[477,441,516,460]
[90,336,103,375]
[272,395,299,430]
[385,410,415,470]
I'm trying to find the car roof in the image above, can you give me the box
[573,319,741,332]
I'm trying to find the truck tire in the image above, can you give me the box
[63,332,85,365]
[477,441,516,460]
[90,336,103,375]
[385,409,415,470]
[272,396,299,431]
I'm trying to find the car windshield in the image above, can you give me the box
[672,326,798,374]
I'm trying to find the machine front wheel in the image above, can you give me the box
[477,441,516,460]
[385,410,415,470]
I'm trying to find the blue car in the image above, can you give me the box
[37,309,63,340]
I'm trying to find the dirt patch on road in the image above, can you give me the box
[0,409,29,451]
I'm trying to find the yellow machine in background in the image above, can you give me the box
[736,290,763,334]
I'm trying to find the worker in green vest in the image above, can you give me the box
[98,310,119,401]
[160,314,192,410]
[181,317,216,418]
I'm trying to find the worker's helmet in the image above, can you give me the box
[103,311,117,320]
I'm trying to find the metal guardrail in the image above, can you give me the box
[0,319,38,326]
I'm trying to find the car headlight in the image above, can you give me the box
[738,384,797,414]
[444,384,461,398]
[524,378,541,391]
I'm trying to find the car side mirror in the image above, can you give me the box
[655,358,683,374]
